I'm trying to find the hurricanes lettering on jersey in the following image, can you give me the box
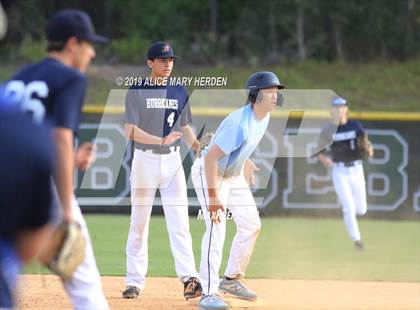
[146,98,178,110]
[333,131,357,142]
[320,120,365,163]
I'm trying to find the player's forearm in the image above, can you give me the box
[124,123,162,145]
[318,153,333,168]
[181,125,199,152]
[204,156,219,197]
[53,129,74,218]
[204,145,225,197]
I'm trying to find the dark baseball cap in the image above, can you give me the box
[147,41,177,59]
[46,9,108,44]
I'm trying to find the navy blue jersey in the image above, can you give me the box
[320,120,365,162]
[124,82,192,149]
[8,58,87,132]
[0,111,52,243]
[0,93,52,308]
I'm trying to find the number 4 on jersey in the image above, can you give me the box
[167,111,175,127]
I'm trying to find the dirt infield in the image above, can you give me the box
[17,275,419,310]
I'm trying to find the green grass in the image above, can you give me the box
[25,215,420,283]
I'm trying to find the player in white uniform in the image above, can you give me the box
[318,97,373,250]
[122,42,202,300]
[192,72,285,310]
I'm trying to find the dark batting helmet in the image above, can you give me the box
[245,71,285,106]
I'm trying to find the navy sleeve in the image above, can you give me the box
[180,100,192,126]
[124,88,140,125]
[52,75,87,131]
[180,88,192,126]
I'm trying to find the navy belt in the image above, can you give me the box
[139,145,179,154]
[334,160,360,167]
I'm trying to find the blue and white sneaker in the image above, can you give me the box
[198,294,229,310]
[219,277,257,301]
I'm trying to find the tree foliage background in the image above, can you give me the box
[1,0,419,64]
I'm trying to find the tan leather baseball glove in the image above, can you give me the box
[357,133,373,159]
[38,221,86,281]
[196,132,214,158]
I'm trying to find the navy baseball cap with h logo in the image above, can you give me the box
[46,9,108,44]
[147,41,177,60]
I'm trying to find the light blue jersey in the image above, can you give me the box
[202,104,269,177]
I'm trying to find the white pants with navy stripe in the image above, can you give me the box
[191,156,261,295]
[50,184,109,310]
[332,161,367,241]
[125,149,199,290]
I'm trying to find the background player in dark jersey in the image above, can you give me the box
[6,9,109,309]
[122,41,202,300]
[0,89,53,308]
[318,97,373,250]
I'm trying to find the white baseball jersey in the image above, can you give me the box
[201,104,269,177]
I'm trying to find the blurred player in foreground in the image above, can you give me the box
[7,9,109,309]
[191,72,285,310]
[318,97,373,250]
[122,41,202,300]
[0,89,53,308]
[1,5,52,308]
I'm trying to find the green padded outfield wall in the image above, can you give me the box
[76,110,420,220]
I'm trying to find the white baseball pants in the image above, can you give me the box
[332,161,367,241]
[50,184,109,310]
[191,156,261,295]
[125,149,199,289]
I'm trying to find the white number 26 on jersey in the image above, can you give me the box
[5,80,48,123]
[167,111,175,127]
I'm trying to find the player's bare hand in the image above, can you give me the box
[324,158,334,168]
[368,143,374,157]
[162,131,183,145]
[244,159,260,186]
[75,142,96,171]
[208,197,225,224]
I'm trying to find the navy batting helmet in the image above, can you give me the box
[246,71,285,106]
